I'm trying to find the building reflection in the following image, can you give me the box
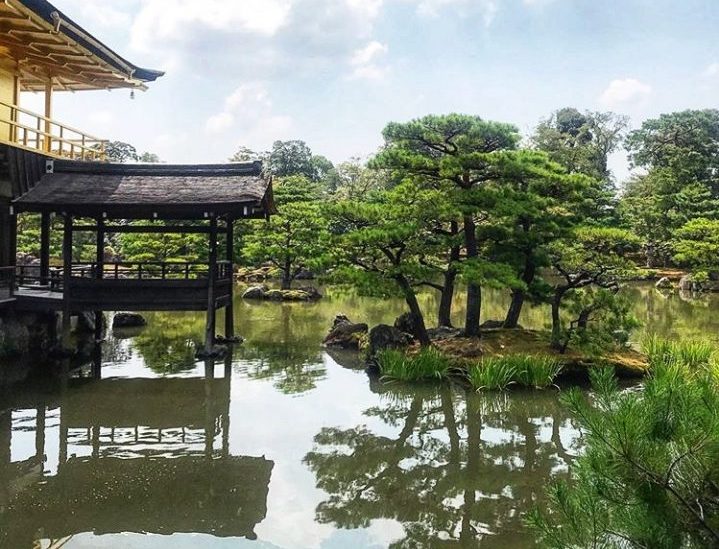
[0,355,273,548]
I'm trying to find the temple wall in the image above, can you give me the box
[0,66,18,143]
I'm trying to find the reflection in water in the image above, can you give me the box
[0,359,273,548]
[0,282,716,548]
[305,383,578,547]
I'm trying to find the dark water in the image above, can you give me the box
[0,283,714,548]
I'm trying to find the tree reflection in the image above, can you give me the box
[235,302,326,394]
[304,384,579,547]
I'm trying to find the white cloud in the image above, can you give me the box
[413,0,498,26]
[351,41,388,66]
[702,62,719,78]
[205,82,293,150]
[349,40,389,80]
[599,78,652,109]
[130,0,383,77]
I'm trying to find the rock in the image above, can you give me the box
[480,319,505,330]
[112,312,147,329]
[368,324,412,357]
[75,311,106,335]
[332,314,351,327]
[295,268,315,280]
[655,276,673,290]
[678,274,693,291]
[242,285,269,299]
[323,315,368,349]
[427,326,461,340]
[296,286,323,300]
[393,312,418,338]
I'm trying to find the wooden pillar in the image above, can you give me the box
[44,78,53,153]
[204,359,215,458]
[225,217,234,338]
[204,216,217,353]
[61,214,72,343]
[95,217,104,279]
[35,403,45,462]
[8,209,16,270]
[40,212,50,285]
[94,217,104,342]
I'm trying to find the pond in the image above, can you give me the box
[0,282,717,548]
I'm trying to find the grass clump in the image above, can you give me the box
[642,335,715,369]
[469,354,563,391]
[377,347,451,382]
[469,357,517,391]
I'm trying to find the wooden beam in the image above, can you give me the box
[95,217,104,280]
[72,224,215,234]
[205,216,217,354]
[225,217,234,338]
[43,76,52,153]
[61,214,72,344]
[39,211,50,285]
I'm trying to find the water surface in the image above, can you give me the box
[0,283,714,548]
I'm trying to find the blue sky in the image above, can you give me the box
[23,0,719,182]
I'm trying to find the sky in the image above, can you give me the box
[22,0,719,183]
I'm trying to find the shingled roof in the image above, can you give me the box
[13,160,276,219]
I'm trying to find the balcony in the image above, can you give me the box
[0,100,106,161]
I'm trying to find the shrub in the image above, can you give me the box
[469,354,563,391]
[377,347,451,382]
[528,340,719,548]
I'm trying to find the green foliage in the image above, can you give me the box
[529,341,719,548]
[377,347,452,382]
[103,140,138,162]
[673,217,719,272]
[243,200,329,289]
[620,109,719,268]
[532,108,628,218]
[118,222,208,262]
[469,354,563,391]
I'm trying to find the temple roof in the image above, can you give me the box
[13,160,276,219]
[0,0,164,91]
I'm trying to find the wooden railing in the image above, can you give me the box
[0,99,107,161]
[8,261,233,296]
[69,261,233,282]
[0,266,15,299]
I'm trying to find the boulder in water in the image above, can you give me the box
[112,312,147,329]
[242,285,269,299]
[323,315,368,349]
[655,276,673,290]
[368,324,412,357]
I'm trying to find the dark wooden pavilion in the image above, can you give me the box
[11,159,275,351]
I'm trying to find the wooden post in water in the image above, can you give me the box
[225,217,234,339]
[40,212,50,286]
[205,215,217,354]
[94,217,104,343]
[61,214,72,345]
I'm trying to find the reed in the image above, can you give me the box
[377,347,452,381]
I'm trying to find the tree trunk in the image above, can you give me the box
[438,258,458,327]
[504,259,536,328]
[396,275,431,347]
[550,288,565,349]
[504,291,524,329]
[463,215,482,337]
[438,222,460,327]
[281,256,292,290]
